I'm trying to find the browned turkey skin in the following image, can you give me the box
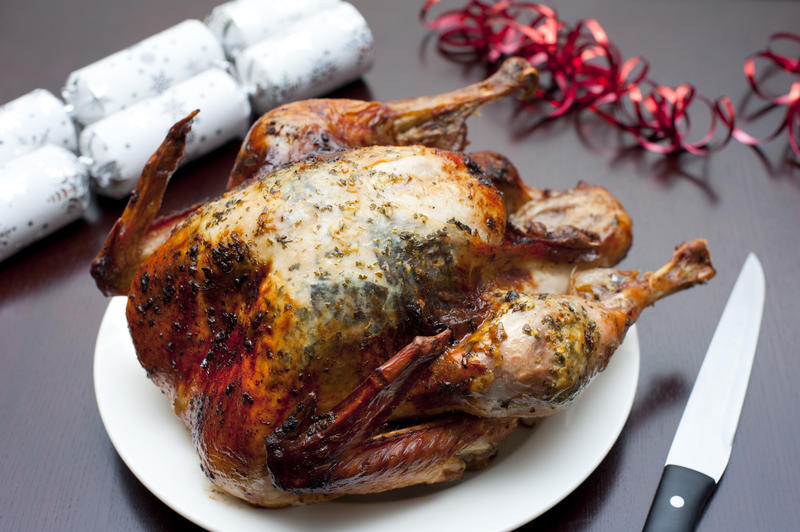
[91,58,714,506]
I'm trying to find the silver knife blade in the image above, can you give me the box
[664,253,765,482]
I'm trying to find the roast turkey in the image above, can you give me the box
[91,58,714,506]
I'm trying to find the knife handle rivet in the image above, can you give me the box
[670,495,685,508]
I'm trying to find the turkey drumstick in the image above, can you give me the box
[227,57,538,188]
[399,240,714,418]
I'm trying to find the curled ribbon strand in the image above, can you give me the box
[421,0,800,157]
[730,33,800,156]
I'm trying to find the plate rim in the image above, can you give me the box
[94,295,640,532]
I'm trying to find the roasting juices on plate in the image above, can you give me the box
[91,58,714,507]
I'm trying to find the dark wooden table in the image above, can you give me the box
[2,1,799,530]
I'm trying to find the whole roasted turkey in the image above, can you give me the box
[91,58,714,506]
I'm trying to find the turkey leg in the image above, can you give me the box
[397,240,714,419]
[227,57,538,188]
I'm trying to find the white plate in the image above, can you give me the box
[94,296,639,532]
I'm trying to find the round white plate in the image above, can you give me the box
[94,296,639,532]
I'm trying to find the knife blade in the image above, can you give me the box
[642,252,765,532]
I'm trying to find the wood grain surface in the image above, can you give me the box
[1,1,799,530]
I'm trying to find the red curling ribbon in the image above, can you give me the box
[421,1,799,157]
[727,33,800,156]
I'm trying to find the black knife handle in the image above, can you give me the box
[642,465,716,532]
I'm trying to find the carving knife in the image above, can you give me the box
[642,253,765,532]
